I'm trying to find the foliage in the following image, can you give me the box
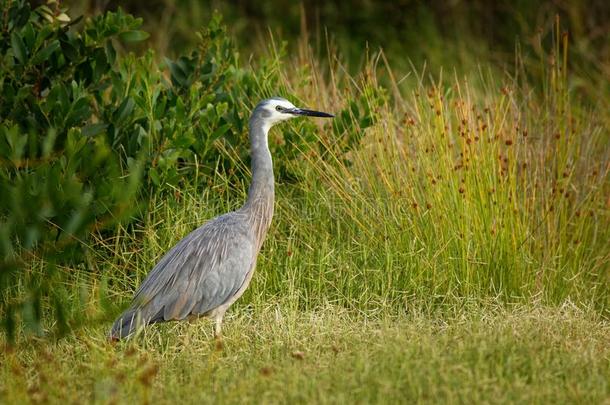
[0,0,152,338]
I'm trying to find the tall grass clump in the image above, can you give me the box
[240,27,609,314]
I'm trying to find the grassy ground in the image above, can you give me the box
[2,304,609,404]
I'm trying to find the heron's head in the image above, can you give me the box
[253,97,334,128]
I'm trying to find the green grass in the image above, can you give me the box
[2,304,609,403]
[2,13,609,404]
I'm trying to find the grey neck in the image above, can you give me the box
[242,115,275,247]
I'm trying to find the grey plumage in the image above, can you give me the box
[109,97,333,340]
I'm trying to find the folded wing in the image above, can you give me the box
[110,212,254,338]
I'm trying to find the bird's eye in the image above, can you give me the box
[275,105,285,112]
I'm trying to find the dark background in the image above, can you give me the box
[61,0,609,74]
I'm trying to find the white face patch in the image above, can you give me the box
[262,98,298,125]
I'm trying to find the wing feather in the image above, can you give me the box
[126,211,255,324]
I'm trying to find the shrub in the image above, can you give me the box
[0,1,259,339]
[1,1,155,338]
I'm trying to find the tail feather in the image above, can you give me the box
[109,308,142,340]
[109,306,167,340]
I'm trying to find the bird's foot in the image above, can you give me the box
[214,335,224,351]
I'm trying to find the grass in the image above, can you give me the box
[1,304,609,403]
[2,13,610,404]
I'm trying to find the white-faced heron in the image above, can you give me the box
[109,97,334,340]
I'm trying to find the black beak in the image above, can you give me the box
[288,108,334,118]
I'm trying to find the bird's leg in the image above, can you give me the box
[214,317,222,338]
[214,314,224,350]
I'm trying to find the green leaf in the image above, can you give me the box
[11,32,27,64]
[65,97,91,128]
[165,58,186,87]
[30,40,60,64]
[34,25,54,48]
[22,23,37,48]
[81,123,108,137]
[115,97,135,126]
[149,167,160,186]
[211,123,230,141]
[60,38,78,62]
[105,41,116,65]
[118,30,149,43]
[164,56,194,87]
[42,129,58,157]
